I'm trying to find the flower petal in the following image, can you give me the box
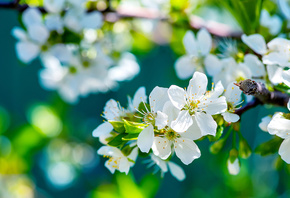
[150,155,168,173]
[152,137,172,160]
[155,111,168,130]
[225,82,242,104]
[279,0,290,20]
[222,112,240,123]
[267,112,290,138]
[243,54,266,77]
[197,28,212,56]
[195,112,217,136]
[200,96,227,115]
[162,101,180,123]
[168,161,186,181]
[22,8,43,27]
[204,54,223,76]
[266,65,284,85]
[137,124,154,153]
[259,116,272,132]
[174,55,196,80]
[241,34,267,55]
[279,138,290,164]
[16,41,40,63]
[181,118,202,140]
[28,24,49,44]
[187,71,208,99]
[149,86,169,112]
[282,69,290,88]
[168,85,187,110]
[174,138,201,165]
[171,110,193,132]
[132,86,147,109]
[263,52,290,67]
[227,158,240,175]
[183,31,198,55]
[92,122,113,137]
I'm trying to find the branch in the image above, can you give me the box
[0,2,242,37]
[235,98,261,116]
[235,79,290,113]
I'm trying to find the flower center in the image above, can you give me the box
[143,112,156,125]
[69,66,77,74]
[165,129,180,141]
[107,156,122,169]
[183,100,200,115]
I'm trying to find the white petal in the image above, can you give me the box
[105,159,116,174]
[45,14,63,32]
[46,44,72,63]
[204,54,223,76]
[127,147,138,166]
[11,27,27,40]
[243,54,266,77]
[225,82,242,104]
[81,11,103,29]
[227,158,240,175]
[222,112,240,123]
[259,116,272,132]
[241,34,267,55]
[150,155,168,173]
[118,157,131,174]
[279,138,290,164]
[132,86,147,109]
[195,112,217,136]
[263,52,290,67]
[162,101,180,123]
[103,99,123,121]
[181,118,202,140]
[168,85,187,110]
[197,28,212,56]
[16,41,40,63]
[27,24,49,44]
[288,99,290,111]
[282,69,290,87]
[44,0,65,13]
[187,71,208,99]
[174,138,201,165]
[22,8,43,27]
[155,111,168,130]
[152,137,172,160]
[267,113,290,138]
[174,55,196,80]
[168,161,186,181]
[92,122,113,137]
[149,86,169,112]
[200,96,227,115]
[171,110,193,132]
[183,31,198,55]
[137,125,154,153]
[266,65,284,85]
[97,146,124,158]
[209,81,224,99]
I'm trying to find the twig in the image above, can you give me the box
[235,98,261,116]
[235,79,290,109]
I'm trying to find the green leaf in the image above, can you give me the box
[107,133,127,147]
[255,137,283,156]
[123,120,147,134]
[108,120,125,133]
[122,133,139,141]
[122,145,136,156]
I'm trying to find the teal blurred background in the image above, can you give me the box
[1,5,290,198]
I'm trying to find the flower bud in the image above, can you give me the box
[210,138,226,154]
[239,138,252,159]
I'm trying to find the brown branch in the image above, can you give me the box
[235,98,261,116]
[0,2,242,37]
[235,79,290,114]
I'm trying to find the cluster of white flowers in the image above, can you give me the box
[175,29,266,91]
[12,0,140,103]
[93,72,244,180]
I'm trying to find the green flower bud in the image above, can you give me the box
[210,138,226,154]
[239,138,252,159]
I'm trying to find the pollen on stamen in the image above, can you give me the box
[163,147,165,149]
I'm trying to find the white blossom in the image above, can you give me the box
[260,9,282,35]
[174,29,212,79]
[267,99,290,163]
[168,72,227,135]
[259,116,272,132]
[97,146,138,174]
